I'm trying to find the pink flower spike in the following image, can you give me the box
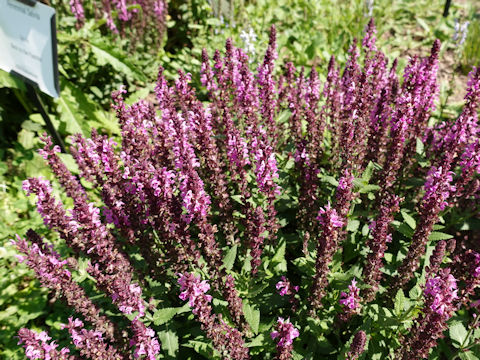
[271,317,299,359]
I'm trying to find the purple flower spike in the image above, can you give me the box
[17,328,71,360]
[346,330,367,360]
[178,273,249,359]
[340,279,361,310]
[178,273,212,307]
[271,317,299,360]
[13,231,116,342]
[399,269,458,359]
[393,159,456,293]
[310,203,343,311]
[130,320,161,360]
[61,318,123,360]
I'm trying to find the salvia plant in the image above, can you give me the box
[69,0,167,44]
[12,19,480,359]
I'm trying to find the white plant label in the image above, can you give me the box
[0,0,59,98]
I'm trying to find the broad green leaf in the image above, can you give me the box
[276,110,292,125]
[450,321,468,348]
[417,18,430,33]
[320,174,339,187]
[185,340,220,359]
[158,330,178,357]
[242,253,252,273]
[243,303,260,334]
[271,240,287,272]
[362,223,370,236]
[409,285,421,299]
[394,289,405,316]
[57,153,80,174]
[223,244,238,271]
[0,69,26,90]
[358,184,381,194]
[416,138,424,155]
[362,161,375,183]
[271,240,286,265]
[347,219,360,232]
[153,304,190,326]
[428,232,453,241]
[401,211,416,229]
[17,130,35,149]
[62,80,119,134]
[56,93,86,136]
[88,40,147,82]
[396,223,414,238]
[246,334,264,347]
[459,351,480,360]
[231,195,244,205]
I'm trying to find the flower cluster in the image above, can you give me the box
[276,276,299,311]
[399,269,458,359]
[338,278,362,323]
[362,193,401,302]
[178,273,213,308]
[270,318,299,360]
[346,330,367,360]
[310,203,343,311]
[392,160,456,293]
[69,0,167,43]
[276,276,299,296]
[17,329,71,360]
[130,320,161,360]
[13,231,116,341]
[340,279,361,311]
[61,318,123,360]
[177,273,249,360]
[424,274,458,315]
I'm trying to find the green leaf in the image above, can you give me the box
[347,219,360,232]
[223,244,238,271]
[153,304,189,326]
[416,138,425,155]
[396,223,414,238]
[243,303,260,334]
[401,211,416,229]
[57,153,80,174]
[417,18,430,33]
[271,240,286,265]
[88,40,147,82]
[185,340,219,359]
[459,351,480,360]
[450,321,468,348]
[17,130,35,149]
[362,161,375,183]
[231,195,244,205]
[429,232,453,241]
[0,69,26,90]
[276,110,292,125]
[271,240,287,272]
[157,330,178,357]
[246,334,264,347]
[394,289,405,316]
[409,285,421,299]
[56,93,86,136]
[358,184,380,194]
[320,174,339,187]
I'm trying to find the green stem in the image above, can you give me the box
[460,315,480,350]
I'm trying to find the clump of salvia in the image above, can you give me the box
[69,0,167,44]
[13,19,480,360]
